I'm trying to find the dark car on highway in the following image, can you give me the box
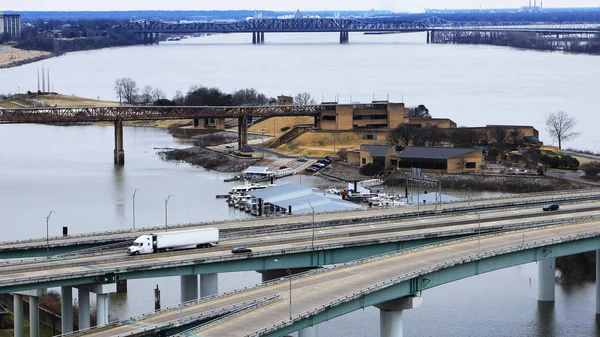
[231,247,252,254]
[542,203,559,211]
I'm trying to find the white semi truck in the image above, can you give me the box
[127,228,219,255]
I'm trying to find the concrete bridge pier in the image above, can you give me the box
[181,275,199,303]
[537,257,556,302]
[374,296,423,337]
[252,32,257,44]
[426,31,430,44]
[13,289,46,337]
[193,118,200,127]
[114,119,125,165]
[260,32,265,44]
[596,250,600,314]
[339,31,349,44]
[200,273,218,297]
[76,283,116,328]
[13,294,23,337]
[238,116,248,150]
[61,286,74,333]
[78,288,90,329]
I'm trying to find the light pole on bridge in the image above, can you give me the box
[133,189,138,230]
[165,194,174,232]
[304,200,316,250]
[46,210,54,259]
[274,259,292,321]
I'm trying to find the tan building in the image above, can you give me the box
[396,147,483,174]
[405,117,457,129]
[348,144,396,168]
[277,95,293,106]
[0,13,20,38]
[319,101,406,131]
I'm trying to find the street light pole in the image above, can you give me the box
[476,212,481,256]
[133,189,138,230]
[274,259,292,321]
[304,200,315,250]
[165,194,173,232]
[46,210,54,258]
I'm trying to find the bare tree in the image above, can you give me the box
[152,88,166,101]
[457,156,468,174]
[294,92,316,105]
[546,111,579,150]
[336,148,348,161]
[478,129,492,145]
[391,124,420,147]
[509,128,524,145]
[114,78,125,103]
[172,90,185,106]
[114,77,139,103]
[491,126,508,144]
[140,85,153,104]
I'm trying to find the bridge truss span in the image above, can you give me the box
[121,18,428,34]
[0,105,321,124]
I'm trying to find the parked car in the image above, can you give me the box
[313,163,326,168]
[305,167,318,173]
[317,159,331,165]
[324,156,333,161]
[231,247,252,254]
[542,203,559,211]
[278,165,289,169]
[297,157,308,162]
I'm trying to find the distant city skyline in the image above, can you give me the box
[4,0,599,12]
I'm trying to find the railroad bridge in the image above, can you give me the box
[0,105,321,164]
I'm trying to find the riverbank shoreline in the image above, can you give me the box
[0,46,55,69]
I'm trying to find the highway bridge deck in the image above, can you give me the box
[2,189,599,258]
[74,219,600,337]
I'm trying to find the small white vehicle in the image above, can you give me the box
[127,228,219,255]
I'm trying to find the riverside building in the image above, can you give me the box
[0,13,21,39]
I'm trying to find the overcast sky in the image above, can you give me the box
[5,0,599,12]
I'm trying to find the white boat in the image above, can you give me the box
[229,182,276,194]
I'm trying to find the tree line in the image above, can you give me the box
[114,77,315,107]
[14,19,141,54]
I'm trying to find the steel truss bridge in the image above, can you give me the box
[0,105,321,124]
[119,17,600,35]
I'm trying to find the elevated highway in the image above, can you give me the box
[2,189,599,259]
[59,216,600,337]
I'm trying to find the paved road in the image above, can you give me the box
[77,219,600,337]
[547,170,600,186]
[2,189,599,253]
[1,201,599,290]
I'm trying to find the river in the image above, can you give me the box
[0,32,598,336]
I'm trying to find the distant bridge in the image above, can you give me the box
[118,17,600,44]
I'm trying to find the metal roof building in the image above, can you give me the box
[250,183,361,215]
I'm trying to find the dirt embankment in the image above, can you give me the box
[386,173,589,193]
[0,46,54,69]
[162,147,260,172]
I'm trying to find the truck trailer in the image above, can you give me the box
[127,228,219,255]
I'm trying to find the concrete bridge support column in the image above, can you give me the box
[215,118,226,130]
[427,31,430,44]
[374,296,423,337]
[61,286,74,333]
[114,119,125,165]
[238,116,248,150]
[13,294,24,337]
[78,289,90,329]
[537,257,556,302]
[76,283,116,328]
[193,118,200,127]
[200,273,218,297]
[14,289,46,337]
[96,293,109,326]
[260,32,265,44]
[181,275,199,303]
[252,32,257,44]
[596,250,600,314]
[29,296,39,337]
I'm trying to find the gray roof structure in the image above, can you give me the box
[398,147,480,160]
[250,183,361,215]
[362,145,394,157]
